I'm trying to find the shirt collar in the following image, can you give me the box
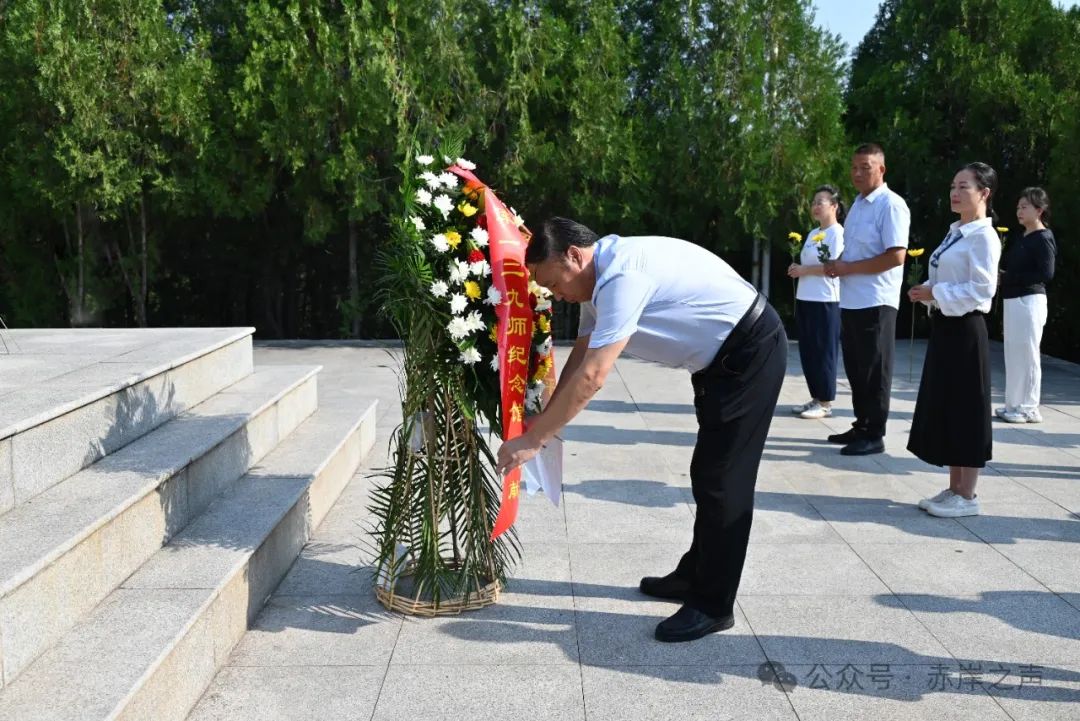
[860,183,890,204]
[949,216,993,237]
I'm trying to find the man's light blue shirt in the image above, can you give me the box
[840,183,911,309]
[577,235,758,373]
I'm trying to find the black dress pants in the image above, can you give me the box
[673,301,786,617]
[840,306,897,439]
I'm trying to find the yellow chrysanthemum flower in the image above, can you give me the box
[464,280,481,300]
[996,226,1009,234]
[908,248,925,257]
[811,232,826,244]
[788,232,803,242]
[488,325,498,342]
[445,231,462,249]
[458,202,478,218]
[532,357,553,383]
[536,315,551,334]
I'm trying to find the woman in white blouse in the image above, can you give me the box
[787,185,845,419]
[906,162,1002,517]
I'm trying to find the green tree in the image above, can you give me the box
[846,0,1080,357]
[2,0,211,327]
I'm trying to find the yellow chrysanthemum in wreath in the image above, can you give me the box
[464,280,481,300]
[536,315,551,334]
[445,231,462,249]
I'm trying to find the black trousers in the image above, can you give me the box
[673,300,786,617]
[795,299,840,402]
[840,306,897,439]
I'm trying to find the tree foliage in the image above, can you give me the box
[4,0,1076,360]
[846,0,1080,358]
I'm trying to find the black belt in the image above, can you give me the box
[693,293,769,379]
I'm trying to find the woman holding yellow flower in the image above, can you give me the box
[787,185,846,419]
[906,162,1001,518]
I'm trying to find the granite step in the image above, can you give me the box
[0,398,376,721]
[0,328,255,513]
[0,365,318,688]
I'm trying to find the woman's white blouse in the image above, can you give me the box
[923,217,1001,316]
[796,223,844,302]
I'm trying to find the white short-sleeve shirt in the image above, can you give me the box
[577,235,758,373]
[840,183,911,310]
[796,224,844,303]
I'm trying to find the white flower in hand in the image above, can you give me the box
[430,280,449,298]
[449,293,468,315]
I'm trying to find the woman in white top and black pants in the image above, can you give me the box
[907,162,1002,518]
[788,185,845,419]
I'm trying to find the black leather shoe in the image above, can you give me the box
[655,605,735,642]
[639,574,692,601]
[841,437,885,456]
[827,428,863,444]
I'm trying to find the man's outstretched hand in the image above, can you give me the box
[497,432,542,476]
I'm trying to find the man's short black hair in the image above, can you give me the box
[853,142,885,159]
[525,217,599,265]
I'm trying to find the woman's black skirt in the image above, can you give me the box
[907,310,992,468]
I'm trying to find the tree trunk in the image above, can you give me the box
[751,237,762,289]
[76,202,85,324]
[138,190,148,327]
[761,239,772,300]
[348,217,360,337]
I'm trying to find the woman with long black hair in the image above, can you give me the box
[907,162,1001,518]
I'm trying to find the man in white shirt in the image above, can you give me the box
[825,144,910,455]
[496,217,787,643]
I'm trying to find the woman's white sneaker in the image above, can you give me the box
[1002,409,1042,424]
[792,400,816,415]
[925,494,980,518]
[918,489,954,511]
[799,401,833,419]
[994,406,1012,419]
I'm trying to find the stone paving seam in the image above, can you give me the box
[734,597,805,721]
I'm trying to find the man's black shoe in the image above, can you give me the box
[841,437,885,456]
[827,428,863,444]
[639,574,692,601]
[655,605,735,642]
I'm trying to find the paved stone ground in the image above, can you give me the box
[187,339,1080,721]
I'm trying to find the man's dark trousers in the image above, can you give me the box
[840,306,898,439]
[673,301,786,618]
